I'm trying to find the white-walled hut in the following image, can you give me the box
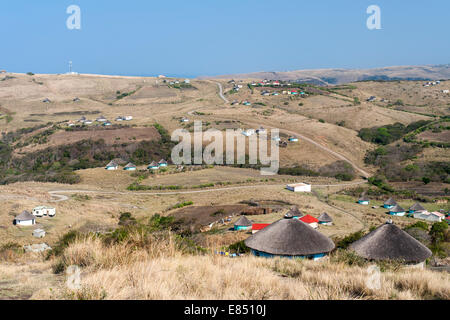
[350,221,432,268]
[244,215,335,260]
[105,160,119,170]
[318,212,333,226]
[14,211,36,226]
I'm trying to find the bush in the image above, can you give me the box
[47,231,80,259]
[228,240,250,254]
[335,231,365,249]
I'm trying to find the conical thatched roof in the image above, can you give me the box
[318,212,333,223]
[15,211,35,221]
[350,222,432,263]
[358,193,369,201]
[148,161,159,167]
[158,159,167,164]
[106,160,117,167]
[244,216,335,256]
[409,202,425,211]
[288,206,303,217]
[384,197,397,206]
[124,162,136,169]
[389,204,405,212]
[234,216,252,227]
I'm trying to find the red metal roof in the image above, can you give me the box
[300,215,319,224]
[252,223,270,231]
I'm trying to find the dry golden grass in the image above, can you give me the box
[43,236,450,300]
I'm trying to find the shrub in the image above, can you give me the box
[228,240,250,254]
[335,231,365,249]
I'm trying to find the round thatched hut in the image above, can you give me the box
[244,215,335,260]
[234,216,253,231]
[350,221,432,267]
[318,212,333,226]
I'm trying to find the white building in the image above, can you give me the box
[33,229,46,238]
[14,211,36,226]
[32,206,56,217]
[286,183,312,193]
[414,211,444,222]
[124,116,133,121]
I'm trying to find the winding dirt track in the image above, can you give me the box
[48,181,367,202]
[211,81,370,178]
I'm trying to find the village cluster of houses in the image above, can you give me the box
[233,207,332,234]
[358,194,449,223]
[162,79,191,85]
[233,207,433,267]
[105,159,168,171]
[423,80,441,87]
[68,115,133,127]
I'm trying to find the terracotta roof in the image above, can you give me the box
[252,223,270,231]
[300,215,319,224]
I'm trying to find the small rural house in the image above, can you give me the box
[123,163,137,171]
[158,159,168,167]
[180,117,189,123]
[414,211,444,222]
[409,202,426,214]
[383,197,397,209]
[286,183,311,193]
[115,116,124,121]
[318,212,333,226]
[299,215,319,229]
[33,229,46,238]
[350,221,432,268]
[234,216,253,231]
[289,206,303,219]
[288,136,299,142]
[147,161,159,170]
[32,206,56,217]
[244,215,335,260]
[358,193,369,205]
[84,120,93,125]
[124,116,133,121]
[105,160,119,170]
[14,211,36,226]
[103,121,112,126]
[96,115,107,122]
[251,223,270,234]
[389,204,406,216]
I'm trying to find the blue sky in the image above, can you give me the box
[0,0,449,77]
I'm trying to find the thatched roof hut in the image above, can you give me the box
[384,197,397,206]
[409,202,425,212]
[15,210,35,221]
[350,222,432,264]
[358,193,369,202]
[318,212,333,223]
[287,206,303,217]
[389,204,405,213]
[244,216,335,257]
[234,216,252,227]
